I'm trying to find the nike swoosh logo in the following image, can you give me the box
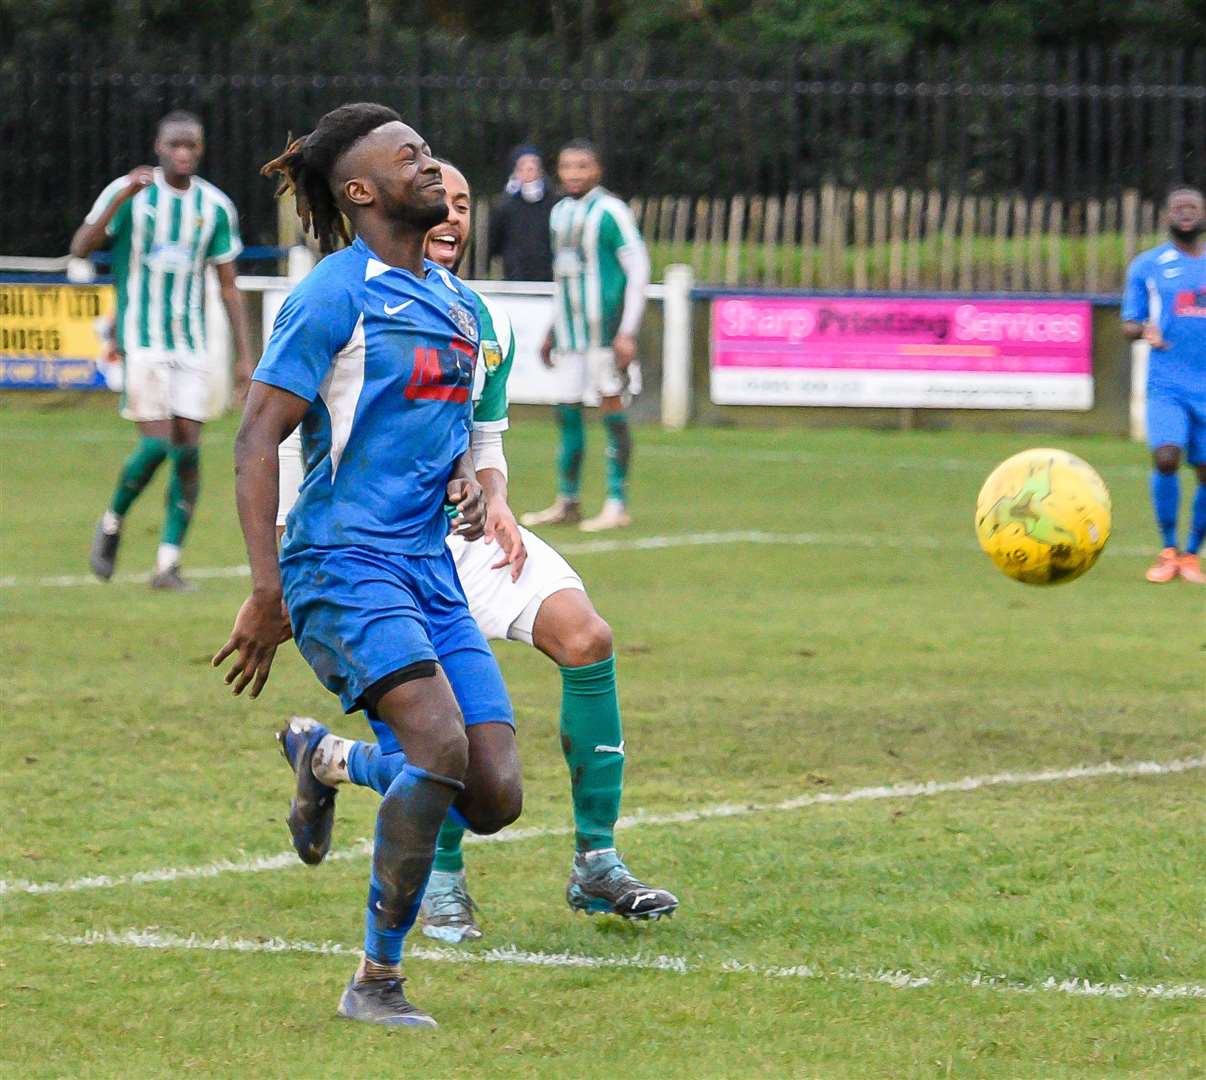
[384,300,414,315]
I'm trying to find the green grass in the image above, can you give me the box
[647,230,1164,291]
[2,401,1204,1078]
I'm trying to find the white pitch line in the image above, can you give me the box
[58,929,1206,1002]
[0,563,252,589]
[0,530,1157,589]
[4,755,1201,899]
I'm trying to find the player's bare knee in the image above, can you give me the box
[1153,445,1181,474]
[422,721,469,781]
[463,773,523,835]
[386,709,468,780]
[493,768,524,830]
[564,613,612,666]
[550,608,612,666]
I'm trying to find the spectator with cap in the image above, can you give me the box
[488,145,554,281]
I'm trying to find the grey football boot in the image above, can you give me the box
[566,848,679,920]
[89,519,122,581]
[337,976,437,1028]
[419,869,483,943]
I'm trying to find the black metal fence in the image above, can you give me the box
[3,33,1203,255]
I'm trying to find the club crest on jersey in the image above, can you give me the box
[447,303,477,342]
[482,340,503,373]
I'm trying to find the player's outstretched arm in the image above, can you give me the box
[212,381,308,698]
[69,166,153,258]
[215,261,255,398]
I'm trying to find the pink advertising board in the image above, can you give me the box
[710,296,1095,409]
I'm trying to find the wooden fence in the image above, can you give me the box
[467,188,1166,295]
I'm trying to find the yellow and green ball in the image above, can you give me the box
[975,448,1111,585]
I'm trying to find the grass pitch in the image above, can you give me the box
[1,401,1203,1078]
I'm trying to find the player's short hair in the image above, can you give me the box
[434,156,468,187]
[559,138,601,164]
[261,102,402,252]
[157,110,202,135]
[1165,184,1204,206]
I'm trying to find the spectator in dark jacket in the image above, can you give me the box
[488,146,554,281]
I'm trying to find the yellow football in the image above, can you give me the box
[974,448,1111,585]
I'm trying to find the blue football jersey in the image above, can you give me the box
[1121,243,1206,397]
[254,236,480,557]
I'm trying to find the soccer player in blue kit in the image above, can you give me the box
[1122,185,1206,584]
[213,103,522,1029]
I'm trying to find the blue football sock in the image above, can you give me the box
[363,763,463,965]
[346,738,471,830]
[347,740,404,796]
[1188,482,1206,555]
[1151,469,1180,549]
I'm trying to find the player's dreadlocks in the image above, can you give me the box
[261,102,402,252]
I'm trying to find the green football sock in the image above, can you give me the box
[602,412,631,504]
[110,436,170,517]
[161,444,200,546]
[556,403,585,499]
[560,655,624,852]
[432,818,466,874]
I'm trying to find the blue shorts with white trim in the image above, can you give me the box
[281,543,514,747]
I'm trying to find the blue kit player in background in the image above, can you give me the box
[1122,185,1206,585]
[212,103,523,1029]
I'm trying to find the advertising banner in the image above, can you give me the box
[0,282,115,390]
[464,286,579,405]
[710,295,1094,410]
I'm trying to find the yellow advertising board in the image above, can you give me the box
[0,281,116,389]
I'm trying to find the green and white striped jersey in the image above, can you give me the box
[85,168,242,355]
[549,186,645,352]
[470,289,514,431]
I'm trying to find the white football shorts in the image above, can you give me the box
[120,348,211,423]
[555,347,642,406]
[447,525,584,644]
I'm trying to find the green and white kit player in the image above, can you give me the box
[73,110,254,590]
[276,162,677,939]
[522,139,651,533]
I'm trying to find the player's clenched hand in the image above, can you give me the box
[212,591,289,698]
[612,332,637,370]
[485,498,528,582]
[125,165,154,195]
[447,478,486,541]
[540,334,554,368]
[1141,323,1169,350]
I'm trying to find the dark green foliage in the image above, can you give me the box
[4,0,1203,47]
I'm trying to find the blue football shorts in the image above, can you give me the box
[1147,385,1206,464]
[281,543,514,741]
